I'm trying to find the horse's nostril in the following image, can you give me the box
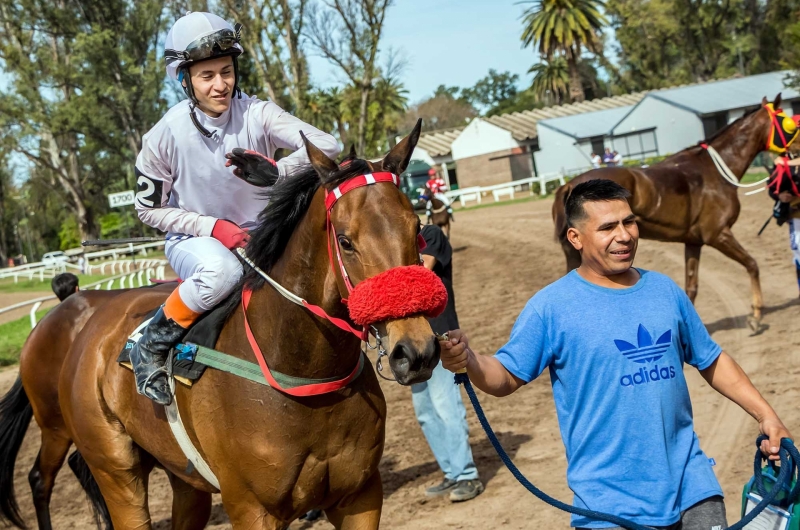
[389,340,414,376]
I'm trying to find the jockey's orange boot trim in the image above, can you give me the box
[163,289,203,328]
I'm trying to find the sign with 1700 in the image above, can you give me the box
[108,190,135,208]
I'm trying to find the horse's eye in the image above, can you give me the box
[337,235,354,252]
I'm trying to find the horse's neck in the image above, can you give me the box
[244,196,362,378]
[708,111,768,180]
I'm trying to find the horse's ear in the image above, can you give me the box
[348,144,357,159]
[301,131,338,181]
[382,119,422,175]
[762,96,769,106]
[774,93,783,109]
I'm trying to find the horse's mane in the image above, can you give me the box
[242,152,372,290]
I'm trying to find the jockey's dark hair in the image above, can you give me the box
[565,179,631,228]
[51,272,79,302]
[243,149,368,290]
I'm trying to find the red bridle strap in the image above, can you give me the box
[241,287,365,396]
[324,172,400,296]
[766,105,790,152]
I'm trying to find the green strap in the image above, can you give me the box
[191,344,365,389]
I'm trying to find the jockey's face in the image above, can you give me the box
[186,56,235,118]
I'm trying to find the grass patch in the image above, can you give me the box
[0,309,50,366]
[0,274,117,294]
[741,170,770,185]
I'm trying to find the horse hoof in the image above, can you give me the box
[746,316,761,333]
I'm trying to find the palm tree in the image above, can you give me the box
[520,0,608,102]
[529,56,570,105]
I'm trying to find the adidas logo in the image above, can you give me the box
[614,324,671,364]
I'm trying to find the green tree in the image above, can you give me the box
[400,85,478,133]
[460,70,521,115]
[520,0,608,102]
[529,56,570,104]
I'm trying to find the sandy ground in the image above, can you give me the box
[2,189,799,529]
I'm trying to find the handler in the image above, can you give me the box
[439,179,793,529]
[130,11,340,405]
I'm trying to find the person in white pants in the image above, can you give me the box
[129,12,340,405]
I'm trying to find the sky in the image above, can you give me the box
[306,0,539,104]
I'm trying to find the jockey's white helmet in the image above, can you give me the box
[164,12,243,81]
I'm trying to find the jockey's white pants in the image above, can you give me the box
[165,236,243,313]
[790,219,800,266]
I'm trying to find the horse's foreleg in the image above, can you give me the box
[684,244,702,303]
[167,472,211,530]
[27,432,71,530]
[709,228,763,328]
[325,472,382,530]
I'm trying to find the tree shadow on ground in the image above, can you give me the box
[705,297,799,336]
[380,431,531,498]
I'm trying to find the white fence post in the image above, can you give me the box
[106,279,114,290]
[29,301,43,329]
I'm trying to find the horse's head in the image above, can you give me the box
[303,120,441,385]
[762,93,800,154]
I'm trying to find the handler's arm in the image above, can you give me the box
[700,352,792,460]
[440,330,526,397]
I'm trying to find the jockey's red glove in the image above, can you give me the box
[211,220,250,250]
[224,148,280,187]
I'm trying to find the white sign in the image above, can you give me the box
[108,190,135,208]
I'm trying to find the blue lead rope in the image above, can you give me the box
[454,372,800,530]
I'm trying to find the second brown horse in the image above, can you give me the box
[553,95,790,330]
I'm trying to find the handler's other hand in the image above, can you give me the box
[759,414,793,461]
[439,329,471,373]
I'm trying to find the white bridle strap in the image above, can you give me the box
[703,144,770,189]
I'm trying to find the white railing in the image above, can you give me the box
[86,259,167,276]
[0,264,168,328]
[0,240,166,281]
[445,172,567,207]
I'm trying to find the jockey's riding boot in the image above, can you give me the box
[129,307,187,406]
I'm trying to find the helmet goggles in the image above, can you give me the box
[164,23,242,65]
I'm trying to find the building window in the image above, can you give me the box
[702,112,729,139]
[608,129,659,160]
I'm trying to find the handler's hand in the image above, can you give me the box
[759,414,793,461]
[439,329,472,373]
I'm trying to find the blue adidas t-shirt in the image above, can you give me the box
[495,269,723,528]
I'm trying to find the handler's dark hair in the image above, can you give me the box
[565,179,631,228]
[51,272,79,302]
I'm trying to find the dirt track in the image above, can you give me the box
[2,189,799,529]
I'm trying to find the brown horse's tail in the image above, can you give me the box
[552,182,572,243]
[0,377,32,528]
[68,451,113,529]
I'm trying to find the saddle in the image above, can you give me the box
[117,290,242,386]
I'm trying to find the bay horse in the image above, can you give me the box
[420,185,451,238]
[59,124,441,529]
[0,287,171,529]
[552,95,795,331]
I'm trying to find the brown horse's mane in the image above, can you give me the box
[243,152,372,290]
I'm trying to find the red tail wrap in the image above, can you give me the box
[347,265,448,326]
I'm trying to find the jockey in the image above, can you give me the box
[422,169,454,218]
[130,12,340,405]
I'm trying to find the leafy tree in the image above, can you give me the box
[529,57,570,104]
[520,0,608,102]
[400,85,477,133]
[460,70,520,115]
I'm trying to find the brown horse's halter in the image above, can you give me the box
[237,171,445,393]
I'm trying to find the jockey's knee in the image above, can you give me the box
[187,254,243,311]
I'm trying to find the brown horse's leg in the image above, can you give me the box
[709,227,764,327]
[325,472,382,530]
[27,432,71,530]
[443,221,450,239]
[684,244,702,303]
[167,472,211,530]
[224,498,287,530]
[81,442,155,529]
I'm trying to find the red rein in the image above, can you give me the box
[240,171,448,396]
